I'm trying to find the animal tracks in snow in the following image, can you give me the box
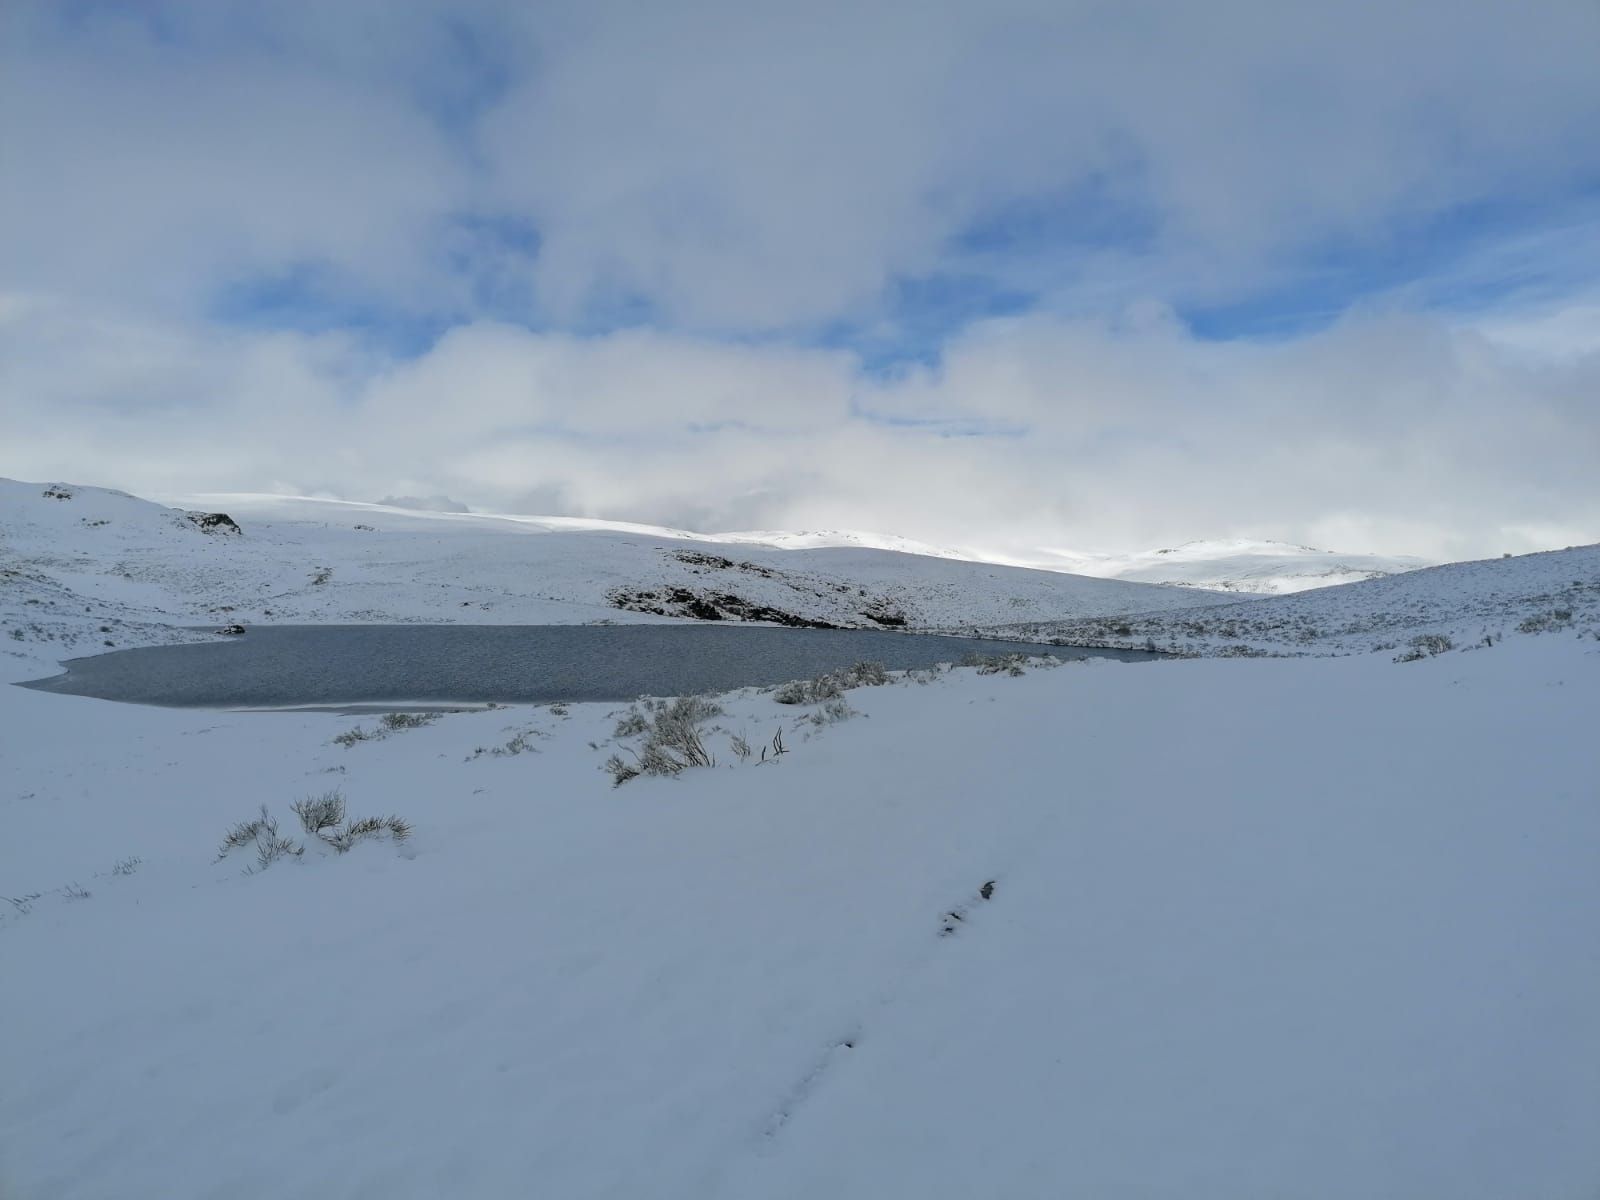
[758,878,1001,1145]
[939,878,996,936]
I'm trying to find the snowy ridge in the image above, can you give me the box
[975,542,1600,656]
[0,479,1228,666]
[989,537,1432,594]
[157,490,1436,592]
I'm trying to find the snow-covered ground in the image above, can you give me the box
[3,629,1597,1198]
[4,477,1600,1197]
[974,542,1600,658]
[1009,537,1432,594]
[0,479,1229,665]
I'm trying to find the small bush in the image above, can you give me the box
[5,892,43,916]
[217,805,304,871]
[1518,609,1574,635]
[773,678,821,705]
[488,729,541,757]
[379,711,439,732]
[774,661,889,704]
[222,795,409,870]
[605,695,721,786]
[807,697,857,727]
[292,790,346,835]
[604,754,642,786]
[960,651,1028,676]
[291,789,410,853]
[468,727,542,759]
[1394,633,1454,663]
[333,726,375,748]
[323,813,412,853]
[613,709,650,738]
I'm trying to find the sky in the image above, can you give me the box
[2,0,1598,560]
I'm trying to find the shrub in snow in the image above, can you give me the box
[1393,634,1454,663]
[612,709,650,738]
[468,728,543,759]
[334,712,439,747]
[773,661,890,705]
[323,814,413,853]
[806,698,857,727]
[379,711,439,732]
[291,789,412,853]
[772,678,824,705]
[217,806,304,871]
[605,696,721,786]
[4,892,44,917]
[219,793,411,871]
[1518,609,1574,634]
[960,651,1029,676]
[291,790,346,836]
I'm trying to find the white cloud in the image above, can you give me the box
[5,1,1598,327]
[5,297,1597,560]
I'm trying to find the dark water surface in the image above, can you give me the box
[19,624,1160,709]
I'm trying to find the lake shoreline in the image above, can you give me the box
[17,622,1164,710]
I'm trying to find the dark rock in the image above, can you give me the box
[861,608,906,627]
[216,623,247,636]
[669,549,777,579]
[186,512,242,535]
[42,485,72,500]
[606,586,838,628]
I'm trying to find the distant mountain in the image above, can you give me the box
[974,541,1600,657]
[1001,538,1431,595]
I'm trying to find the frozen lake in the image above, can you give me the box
[19,624,1160,709]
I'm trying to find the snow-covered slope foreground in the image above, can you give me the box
[3,638,1597,1198]
[976,541,1600,657]
[1014,537,1431,594]
[0,479,1226,662]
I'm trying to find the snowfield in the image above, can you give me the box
[1007,536,1432,594]
[975,542,1600,658]
[3,635,1597,1198]
[3,477,1600,1198]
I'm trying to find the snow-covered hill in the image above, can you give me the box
[0,479,1229,663]
[996,537,1431,594]
[974,542,1600,657]
[696,531,1431,595]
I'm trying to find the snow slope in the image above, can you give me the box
[1013,537,1432,594]
[975,541,1600,657]
[0,479,1228,664]
[3,635,1597,1198]
[704,532,1430,595]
